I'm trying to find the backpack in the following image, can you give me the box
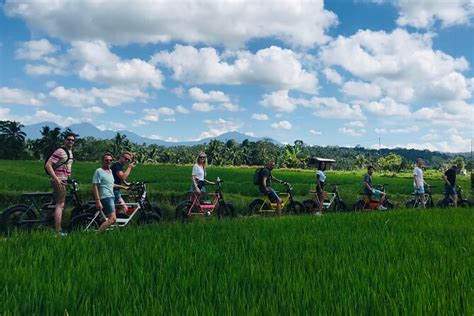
[44,146,71,175]
[253,168,263,185]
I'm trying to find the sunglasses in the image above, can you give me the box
[104,159,113,162]
[123,157,131,162]
[199,156,206,158]
[66,138,75,142]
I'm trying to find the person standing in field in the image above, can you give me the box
[363,165,387,210]
[191,152,214,193]
[315,161,327,215]
[111,151,136,214]
[45,132,76,235]
[93,153,118,232]
[259,160,284,216]
[443,164,458,207]
[413,158,430,208]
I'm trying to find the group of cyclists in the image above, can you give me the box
[44,133,465,235]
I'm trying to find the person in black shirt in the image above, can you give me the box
[443,164,458,207]
[259,160,284,216]
[111,151,136,214]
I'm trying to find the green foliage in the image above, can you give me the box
[1,211,473,314]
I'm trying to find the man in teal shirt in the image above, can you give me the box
[93,153,118,232]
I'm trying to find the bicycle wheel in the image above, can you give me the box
[436,199,448,208]
[405,198,415,208]
[247,199,267,215]
[352,200,365,211]
[175,201,192,222]
[383,200,394,210]
[2,205,37,236]
[302,199,317,213]
[426,198,434,208]
[216,202,236,218]
[286,201,306,215]
[334,201,347,212]
[459,200,471,208]
[139,212,163,225]
[70,212,100,232]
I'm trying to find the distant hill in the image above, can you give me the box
[23,122,279,147]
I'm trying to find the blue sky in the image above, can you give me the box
[0,0,473,152]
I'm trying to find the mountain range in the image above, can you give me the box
[23,122,280,147]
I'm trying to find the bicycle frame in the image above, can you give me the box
[254,183,294,212]
[184,180,225,216]
[84,202,141,230]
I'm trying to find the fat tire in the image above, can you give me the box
[70,213,99,232]
[302,199,317,213]
[139,212,163,225]
[352,200,365,212]
[175,201,192,222]
[217,202,236,218]
[286,201,306,215]
[2,205,37,236]
[334,201,347,212]
[248,199,266,215]
[459,200,471,208]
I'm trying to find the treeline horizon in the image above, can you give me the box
[0,120,469,171]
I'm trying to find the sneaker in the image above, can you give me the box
[377,205,387,210]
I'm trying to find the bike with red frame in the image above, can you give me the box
[352,184,394,211]
[175,177,235,221]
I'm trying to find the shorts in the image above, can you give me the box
[101,197,116,216]
[265,187,280,203]
[113,189,124,203]
[414,186,425,195]
[445,185,456,196]
[372,189,384,197]
[190,180,206,193]
[52,180,67,204]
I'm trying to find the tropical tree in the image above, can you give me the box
[0,120,27,159]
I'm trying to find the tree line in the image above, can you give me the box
[0,120,468,171]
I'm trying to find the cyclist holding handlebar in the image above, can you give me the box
[363,166,387,210]
[258,160,284,216]
[191,152,215,194]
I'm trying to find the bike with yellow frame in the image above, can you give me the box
[247,181,305,215]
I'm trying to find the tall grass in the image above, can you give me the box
[1,209,472,314]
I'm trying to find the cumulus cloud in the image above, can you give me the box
[394,0,474,28]
[220,102,241,112]
[15,39,57,60]
[342,81,382,100]
[192,102,213,112]
[323,67,343,85]
[70,41,164,88]
[320,28,471,104]
[311,97,365,120]
[198,118,244,139]
[140,107,175,122]
[271,120,292,130]
[252,113,269,121]
[412,100,474,128]
[260,90,299,113]
[309,129,322,135]
[0,87,45,106]
[49,86,148,107]
[189,87,229,103]
[363,97,411,116]
[338,127,365,137]
[20,109,79,126]
[152,45,318,93]
[374,126,419,134]
[4,0,337,48]
[175,105,190,114]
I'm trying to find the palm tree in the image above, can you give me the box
[0,120,27,159]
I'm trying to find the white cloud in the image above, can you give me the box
[220,102,241,112]
[412,100,473,128]
[192,102,213,112]
[323,67,343,85]
[70,41,164,88]
[140,107,175,122]
[338,127,365,137]
[198,118,244,139]
[171,86,185,98]
[320,28,470,104]
[346,121,365,128]
[5,0,337,48]
[0,87,44,106]
[271,120,292,130]
[260,90,298,113]
[152,45,318,93]
[375,126,419,134]
[251,113,269,121]
[50,86,148,107]
[97,122,127,131]
[45,81,57,88]
[189,87,229,103]
[363,97,411,116]
[309,129,322,135]
[342,81,382,100]
[175,105,190,114]
[0,107,12,120]
[20,109,79,126]
[394,0,474,28]
[81,106,105,114]
[15,39,57,60]
[311,97,365,121]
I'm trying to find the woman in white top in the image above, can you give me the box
[316,161,327,213]
[191,152,214,193]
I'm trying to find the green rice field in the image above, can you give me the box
[0,160,472,314]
